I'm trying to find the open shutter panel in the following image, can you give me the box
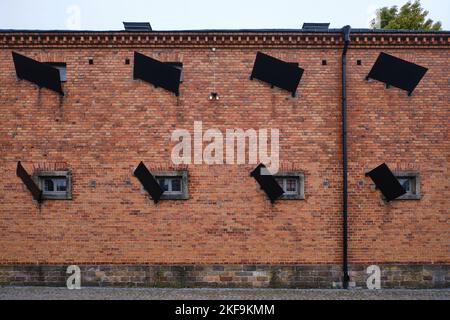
[133,161,164,204]
[16,161,42,202]
[133,52,181,96]
[250,51,304,97]
[366,52,428,95]
[366,163,406,202]
[12,52,64,95]
[250,163,284,203]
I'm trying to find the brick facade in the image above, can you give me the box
[0,30,448,288]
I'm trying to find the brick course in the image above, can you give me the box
[0,30,448,287]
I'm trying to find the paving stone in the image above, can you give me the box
[0,287,448,300]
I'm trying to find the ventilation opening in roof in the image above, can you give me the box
[302,23,330,30]
[123,22,152,32]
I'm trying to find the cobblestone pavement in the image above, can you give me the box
[0,287,449,300]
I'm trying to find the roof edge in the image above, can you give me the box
[0,28,449,34]
[1,29,448,49]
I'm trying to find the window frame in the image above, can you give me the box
[273,171,305,200]
[32,170,72,200]
[393,171,421,200]
[152,170,189,200]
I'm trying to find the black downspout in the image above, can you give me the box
[341,25,351,289]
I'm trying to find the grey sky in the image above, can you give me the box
[0,0,448,31]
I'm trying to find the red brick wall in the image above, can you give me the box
[346,48,449,263]
[0,32,448,265]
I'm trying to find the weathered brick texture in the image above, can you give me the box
[0,31,448,287]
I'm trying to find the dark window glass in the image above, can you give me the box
[275,177,300,195]
[165,62,183,82]
[55,178,67,192]
[397,177,413,193]
[44,179,54,192]
[171,178,181,192]
[286,178,298,193]
[45,63,67,82]
[43,178,68,192]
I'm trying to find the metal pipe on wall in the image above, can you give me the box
[341,25,351,289]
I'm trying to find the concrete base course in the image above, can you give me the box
[1,264,448,289]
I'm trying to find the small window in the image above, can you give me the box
[395,172,421,200]
[45,63,67,82]
[153,170,188,200]
[165,62,183,82]
[33,170,72,200]
[274,172,305,200]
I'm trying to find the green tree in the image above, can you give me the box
[370,0,442,30]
